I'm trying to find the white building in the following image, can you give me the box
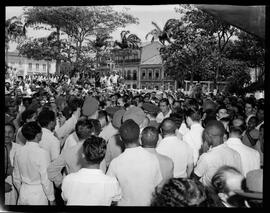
[7,51,56,78]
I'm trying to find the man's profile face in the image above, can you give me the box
[5,125,15,144]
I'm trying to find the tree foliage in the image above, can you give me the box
[114,30,141,49]
[20,6,138,74]
[145,19,182,45]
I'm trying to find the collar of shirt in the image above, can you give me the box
[42,127,53,135]
[190,123,202,129]
[225,137,243,146]
[162,109,172,117]
[124,146,142,153]
[26,141,40,147]
[79,168,104,175]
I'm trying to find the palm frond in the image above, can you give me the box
[151,21,162,33]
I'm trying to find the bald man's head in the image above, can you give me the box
[141,126,159,148]
[160,118,177,136]
[204,120,225,147]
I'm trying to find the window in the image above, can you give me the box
[155,69,160,79]
[127,70,131,80]
[133,71,137,80]
[133,84,137,89]
[43,64,46,72]
[141,69,146,79]
[36,64,39,71]
[148,69,153,79]
[28,63,32,70]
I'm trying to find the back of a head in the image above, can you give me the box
[141,126,159,148]
[229,125,244,137]
[21,109,36,125]
[89,119,102,136]
[37,109,55,128]
[151,178,207,207]
[21,121,42,141]
[83,135,107,164]
[160,118,177,136]
[205,120,225,137]
[211,166,243,194]
[185,107,202,122]
[119,119,140,145]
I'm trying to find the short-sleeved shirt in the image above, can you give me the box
[62,168,121,205]
[156,135,193,178]
[106,146,162,206]
[194,144,243,186]
[224,137,260,176]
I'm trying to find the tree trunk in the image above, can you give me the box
[46,61,50,76]
[56,27,61,76]
[214,63,219,90]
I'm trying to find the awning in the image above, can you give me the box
[195,5,265,40]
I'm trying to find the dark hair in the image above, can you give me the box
[5,122,16,133]
[69,98,82,112]
[151,178,207,207]
[75,118,93,140]
[211,165,242,194]
[98,110,108,124]
[169,112,183,129]
[21,109,36,126]
[245,98,256,109]
[89,119,102,136]
[159,98,169,106]
[217,105,227,113]
[83,135,107,164]
[205,120,225,137]
[21,121,42,141]
[119,119,140,144]
[37,110,56,127]
[141,126,159,148]
[185,108,201,122]
[229,125,245,135]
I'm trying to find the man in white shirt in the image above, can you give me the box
[156,118,193,178]
[106,119,162,206]
[54,103,81,145]
[225,126,260,176]
[13,122,55,205]
[5,123,22,205]
[37,109,60,161]
[141,126,174,186]
[156,98,172,123]
[62,118,94,151]
[193,120,243,187]
[61,136,121,205]
[183,108,204,165]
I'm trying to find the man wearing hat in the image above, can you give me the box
[142,103,160,129]
[122,106,149,135]
[104,109,126,168]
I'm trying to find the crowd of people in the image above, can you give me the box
[4,71,264,207]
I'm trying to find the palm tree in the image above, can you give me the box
[88,32,112,82]
[5,16,26,64]
[145,19,182,45]
[114,30,141,79]
[114,30,141,49]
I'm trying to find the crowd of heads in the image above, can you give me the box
[5,73,264,207]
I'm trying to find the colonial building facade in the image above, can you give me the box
[7,51,56,77]
[112,41,176,90]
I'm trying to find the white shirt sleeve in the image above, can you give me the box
[39,150,55,201]
[55,114,78,140]
[50,137,61,161]
[194,153,208,178]
[13,152,22,192]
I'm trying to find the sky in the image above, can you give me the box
[5,5,181,51]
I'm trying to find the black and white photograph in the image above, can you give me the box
[3,4,265,209]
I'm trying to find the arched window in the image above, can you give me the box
[148,69,153,80]
[155,69,160,79]
[141,69,146,80]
